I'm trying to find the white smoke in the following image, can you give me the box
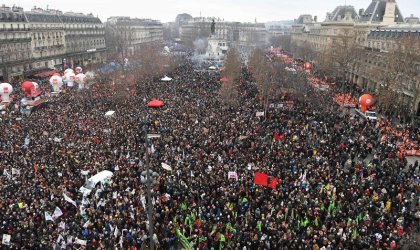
[193,38,208,55]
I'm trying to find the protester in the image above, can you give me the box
[0,57,418,250]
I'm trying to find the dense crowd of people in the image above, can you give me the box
[0,57,419,250]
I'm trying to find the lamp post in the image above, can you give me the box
[141,116,161,250]
[142,121,154,250]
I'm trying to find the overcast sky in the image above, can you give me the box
[4,0,420,23]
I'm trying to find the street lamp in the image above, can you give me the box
[140,117,161,250]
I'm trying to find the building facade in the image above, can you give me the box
[106,17,163,58]
[180,17,267,54]
[0,5,106,82]
[59,12,106,68]
[0,5,31,82]
[24,8,66,75]
[290,0,420,119]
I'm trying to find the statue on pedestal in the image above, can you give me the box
[211,19,215,35]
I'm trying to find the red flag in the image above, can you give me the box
[254,172,268,186]
[279,133,285,142]
[273,131,280,141]
[267,177,278,189]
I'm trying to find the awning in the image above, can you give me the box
[34,70,58,78]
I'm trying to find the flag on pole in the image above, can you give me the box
[63,193,77,207]
[114,226,119,238]
[45,211,54,221]
[175,228,192,250]
[83,220,90,228]
[11,168,21,176]
[267,176,278,189]
[56,234,64,245]
[53,207,63,218]
[254,172,268,186]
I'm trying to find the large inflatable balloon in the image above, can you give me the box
[30,82,41,97]
[75,66,82,74]
[50,75,63,92]
[21,81,35,97]
[64,68,74,74]
[359,94,374,113]
[75,73,86,89]
[64,72,76,87]
[0,83,13,103]
[32,82,38,90]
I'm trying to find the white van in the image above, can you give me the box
[79,170,113,195]
[354,109,378,121]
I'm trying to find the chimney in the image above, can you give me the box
[359,8,364,17]
[344,10,352,21]
[314,16,318,22]
[383,0,396,24]
[326,12,332,21]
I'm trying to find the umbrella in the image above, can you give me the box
[161,163,172,171]
[208,66,216,70]
[147,99,164,108]
[105,110,115,117]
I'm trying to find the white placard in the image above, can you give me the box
[256,111,265,117]
[2,234,11,245]
[228,171,238,181]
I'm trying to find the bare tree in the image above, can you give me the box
[220,48,241,106]
[269,34,292,52]
[248,48,277,114]
[130,43,166,82]
[377,34,420,121]
[105,22,131,65]
[315,31,361,84]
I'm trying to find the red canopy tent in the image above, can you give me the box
[147,99,164,108]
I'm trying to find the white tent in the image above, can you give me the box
[160,76,172,82]
[105,110,115,117]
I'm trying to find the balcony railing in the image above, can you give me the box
[34,45,65,50]
[0,38,31,43]
[0,28,30,32]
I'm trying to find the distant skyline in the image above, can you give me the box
[3,0,420,23]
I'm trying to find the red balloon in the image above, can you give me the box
[359,94,374,112]
[21,81,34,94]
[304,62,312,70]
[359,94,374,106]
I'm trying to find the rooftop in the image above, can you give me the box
[326,6,359,22]
[359,0,404,23]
